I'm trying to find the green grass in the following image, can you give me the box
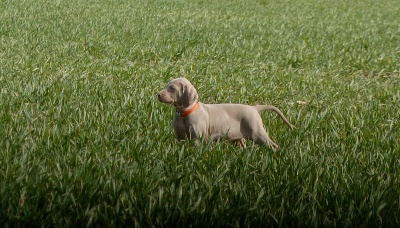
[1,0,399,226]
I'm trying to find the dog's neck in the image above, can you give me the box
[176,101,199,117]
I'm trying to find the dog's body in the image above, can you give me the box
[158,78,294,151]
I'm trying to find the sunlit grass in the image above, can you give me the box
[0,0,399,226]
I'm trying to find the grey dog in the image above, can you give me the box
[158,78,294,151]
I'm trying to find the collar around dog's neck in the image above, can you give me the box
[177,102,199,117]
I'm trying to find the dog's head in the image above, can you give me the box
[158,78,198,110]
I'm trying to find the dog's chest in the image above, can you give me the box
[173,116,196,139]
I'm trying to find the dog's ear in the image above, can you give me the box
[181,83,198,108]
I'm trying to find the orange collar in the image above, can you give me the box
[179,102,199,117]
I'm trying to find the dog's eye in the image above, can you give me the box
[169,86,176,92]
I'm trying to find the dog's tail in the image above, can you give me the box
[253,105,295,129]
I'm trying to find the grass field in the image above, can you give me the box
[1,0,399,226]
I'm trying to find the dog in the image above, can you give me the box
[157,78,294,151]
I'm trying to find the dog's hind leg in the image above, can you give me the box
[254,132,278,152]
[234,138,246,148]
